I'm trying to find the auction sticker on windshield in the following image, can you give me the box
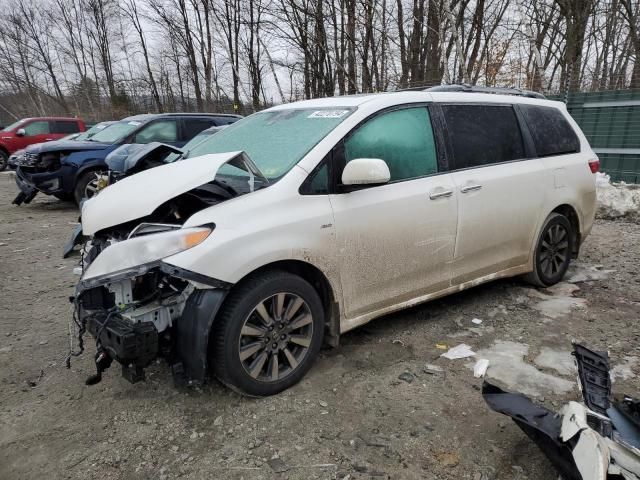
[308,110,350,119]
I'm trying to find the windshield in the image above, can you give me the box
[186,108,354,179]
[89,120,141,144]
[75,122,111,141]
[2,119,25,132]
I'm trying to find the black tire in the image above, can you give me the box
[524,213,574,287]
[73,170,101,204]
[53,192,74,202]
[211,270,325,396]
[0,150,8,172]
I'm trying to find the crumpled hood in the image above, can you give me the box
[81,151,250,235]
[28,139,111,154]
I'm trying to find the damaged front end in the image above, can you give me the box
[68,152,267,386]
[483,343,640,480]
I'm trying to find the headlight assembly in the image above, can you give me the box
[81,226,213,287]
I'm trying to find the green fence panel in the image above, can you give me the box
[548,89,640,183]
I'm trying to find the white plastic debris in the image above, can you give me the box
[473,359,490,378]
[471,318,483,325]
[441,343,475,360]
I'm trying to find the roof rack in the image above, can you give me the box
[425,84,546,99]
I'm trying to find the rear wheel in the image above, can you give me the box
[0,151,8,171]
[524,213,574,287]
[211,270,324,396]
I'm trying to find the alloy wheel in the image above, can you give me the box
[539,223,570,278]
[238,292,314,383]
[85,172,108,198]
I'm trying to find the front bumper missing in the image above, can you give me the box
[12,168,38,205]
[86,312,158,383]
[74,264,231,386]
[12,165,70,205]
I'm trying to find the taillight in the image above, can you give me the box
[588,158,600,174]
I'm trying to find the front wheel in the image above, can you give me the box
[0,151,8,171]
[211,270,325,396]
[524,213,574,287]
[74,170,105,204]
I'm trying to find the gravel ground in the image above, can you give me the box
[1,171,639,480]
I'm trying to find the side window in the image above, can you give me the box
[134,120,178,144]
[441,105,525,170]
[520,105,580,157]
[344,107,437,182]
[214,116,239,126]
[182,118,216,140]
[52,120,80,134]
[302,163,329,194]
[24,121,50,136]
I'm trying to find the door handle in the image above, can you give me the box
[429,189,453,200]
[44,138,53,141]
[460,184,482,193]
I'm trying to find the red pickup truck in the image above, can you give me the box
[0,117,86,170]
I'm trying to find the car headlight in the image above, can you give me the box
[81,226,212,286]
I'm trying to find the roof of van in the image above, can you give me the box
[267,90,565,111]
[122,113,243,121]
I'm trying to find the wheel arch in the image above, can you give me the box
[550,203,581,257]
[75,160,107,184]
[225,260,341,347]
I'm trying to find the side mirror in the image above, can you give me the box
[341,158,390,186]
[16,128,25,137]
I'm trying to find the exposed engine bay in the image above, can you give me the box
[67,152,267,385]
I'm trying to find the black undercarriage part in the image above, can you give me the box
[86,312,158,384]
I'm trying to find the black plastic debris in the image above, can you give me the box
[572,342,611,414]
[482,382,582,480]
[483,343,640,480]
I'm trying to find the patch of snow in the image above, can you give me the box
[596,172,640,221]
[534,347,576,376]
[473,340,574,397]
[566,263,615,284]
[611,356,639,382]
[529,282,587,319]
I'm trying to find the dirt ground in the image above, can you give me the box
[1,171,639,480]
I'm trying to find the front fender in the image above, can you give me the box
[173,288,229,385]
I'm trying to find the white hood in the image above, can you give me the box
[82,152,254,235]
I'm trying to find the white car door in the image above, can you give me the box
[438,103,545,284]
[327,106,458,322]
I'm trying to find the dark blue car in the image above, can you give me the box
[12,113,241,205]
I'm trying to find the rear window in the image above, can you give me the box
[520,105,580,157]
[441,105,525,169]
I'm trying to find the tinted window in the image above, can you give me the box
[182,118,216,140]
[520,105,580,157]
[52,120,80,134]
[442,105,525,169]
[345,107,437,182]
[214,116,239,126]
[24,121,50,135]
[134,119,178,144]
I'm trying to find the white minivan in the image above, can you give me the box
[72,86,598,395]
